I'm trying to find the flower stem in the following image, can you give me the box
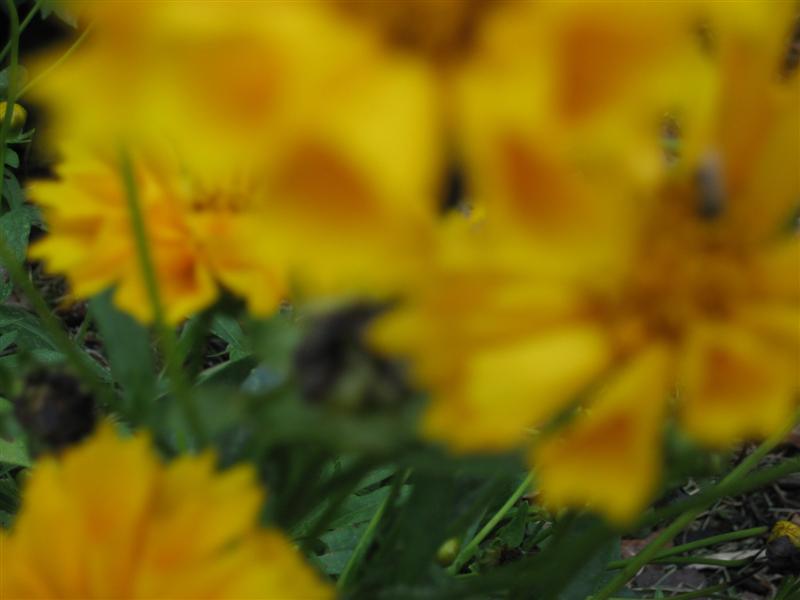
[447,472,534,575]
[0,0,42,65]
[117,148,206,447]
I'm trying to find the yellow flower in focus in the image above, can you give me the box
[28,147,287,323]
[0,424,331,599]
[374,3,800,523]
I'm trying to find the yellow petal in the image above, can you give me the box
[679,323,798,447]
[424,324,611,451]
[533,345,671,524]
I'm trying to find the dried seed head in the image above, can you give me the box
[14,370,96,453]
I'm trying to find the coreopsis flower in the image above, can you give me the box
[0,424,332,599]
[28,146,285,323]
[373,4,799,523]
[27,1,442,320]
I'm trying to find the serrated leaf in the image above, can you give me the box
[315,550,352,577]
[0,305,57,352]
[356,467,396,491]
[329,487,393,530]
[211,314,250,360]
[320,522,368,554]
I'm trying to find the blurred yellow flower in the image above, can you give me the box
[0,424,332,599]
[374,2,800,523]
[534,346,671,524]
[27,1,442,319]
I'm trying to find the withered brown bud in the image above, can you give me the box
[293,302,410,411]
[767,520,800,574]
[14,370,96,452]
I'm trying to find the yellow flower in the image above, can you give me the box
[451,1,717,280]
[28,146,285,323]
[0,424,332,599]
[28,2,442,319]
[374,2,800,522]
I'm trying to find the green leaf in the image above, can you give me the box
[248,311,301,379]
[0,475,20,513]
[197,355,258,389]
[0,330,17,353]
[3,173,24,211]
[497,501,528,549]
[211,314,250,360]
[328,486,393,530]
[90,291,157,416]
[39,0,78,27]
[557,536,620,600]
[315,550,353,577]
[320,522,368,553]
[3,149,19,168]
[0,206,32,300]
[29,348,65,364]
[0,66,28,97]
[0,305,57,352]
[364,471,458,588]
[0,434,30,468]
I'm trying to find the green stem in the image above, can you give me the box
[606,526,767,570]
[0,0,112,407]
[592,411,800,600]
[337,469,409,589]
[117,148,206,447]
[447,472,534,575]
[0,0,20,143]
[16,22,94,98]
[0,0,41,64]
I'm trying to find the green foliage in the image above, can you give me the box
[0,205,36,300]
[89,291,158,419]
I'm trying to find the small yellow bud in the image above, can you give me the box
[769,520,800,546]
[767,519,800,573]
[0,101,27,134]
[436,537,460,566]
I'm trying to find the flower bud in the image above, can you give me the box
[0,101,27,135]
